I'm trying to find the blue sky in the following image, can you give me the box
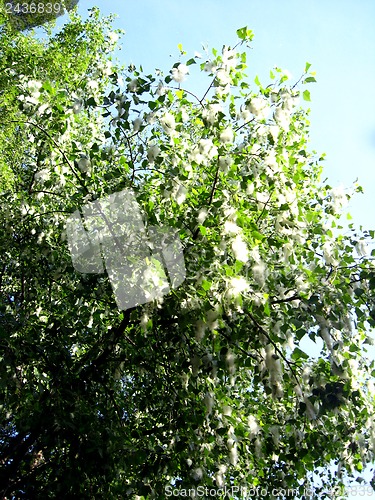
[56,1,375,495]
[73,0,375,236]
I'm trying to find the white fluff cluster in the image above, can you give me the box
[171,63,189,83]
[27,79,42,99]
[282,242,294,264]
[127,79,138,92]
[316,314,334,352]
[247,96,270,120]
[304,396,317,420]
[226,276,250,301]
[274,107,291,130]
[229,444,238,466]
[265,344,283,397]
[251,261,267,287]
[356,240,368,257]
[280,90,299,111]
[264,150,278,172]
[223,220,240,235]
[204,391,215,414]
[195,319,206,342]
[160,112,176,135]
[191,467,203,481]
[247,415,261,438]
[222,46,237,70]
[231,235,249,263]
[226,350,236,375]
[219,155,234,173]
[202,103,222,124]
[198,138,218,159]
[330,186,348,213]
[189,138,218,166]
[147,144,160,163]
[156,81,167,96]
[322,241,338,267]
[133,117,142,132]
[215,464,227,488]
[219,127,234,144]
[72,98,83,114]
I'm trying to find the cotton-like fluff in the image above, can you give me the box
[204,392,215,415]
[77,155,91,173]
[227,276,249,297]
[160,112,176,135]
[356,240,368,257]
[229,444,238,466]
[219,155,233,173]
[282,242,293,264]
[195,319,206,342]
[304,396,317,420]
[147,144,160,163]
[247,415,261,438]
[225,350,236,375]
[252,261,266,287]
[265,344,283,397]
[202,103,222,124]
[219,127,234,144]
[127,79,138,92]
[223,220,240,235]
[171,63,188,83]
[191,467,203,481]
[247,96,270,120]
[231,235,249,263]
[316,314,334,352]
[132,117,142,132]
[330,186,347,213]
[322,241,338,267]
[274,107,291,129]
[215,464,227,488]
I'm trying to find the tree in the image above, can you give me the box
[1,10,375,499]
[0,5,118,189]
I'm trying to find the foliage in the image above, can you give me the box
[1,9,375,499]
[0,5,119,190]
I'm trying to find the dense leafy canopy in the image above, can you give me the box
[1,9,375,499]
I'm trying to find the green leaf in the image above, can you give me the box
[305,62,312,72]
[254,75,262,87]
[225,266,233,277]
[42,81,54,93]
[186,58,196,66]
[302,90,311,102]
[264,301,270,317]
[252,230,264,242]
[291,347,309,360]
[236,26,254,42]
[303,77,317,84]
[201,280,212,291]
[86,96,97,107]
[234,260,243,273]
